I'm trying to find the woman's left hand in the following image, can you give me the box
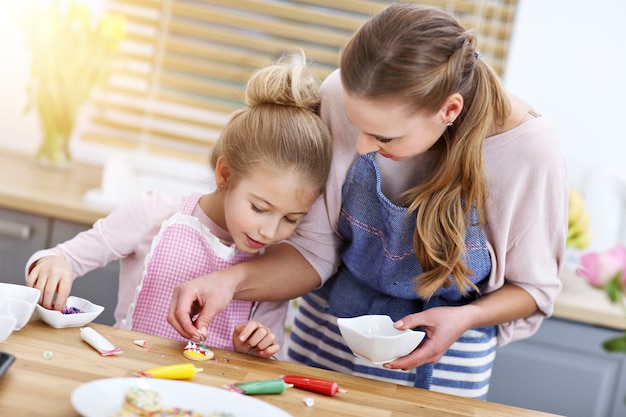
[383,305,473,370]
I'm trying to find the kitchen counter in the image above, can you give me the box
[0,149,108,225]
[1,148,624,330]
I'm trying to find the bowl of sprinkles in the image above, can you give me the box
[36,296,104,328]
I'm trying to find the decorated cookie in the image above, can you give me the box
[112,389,204,417]
[182,341,214,361]
[122,386,162,416]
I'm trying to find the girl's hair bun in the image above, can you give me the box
[245,49,321,113]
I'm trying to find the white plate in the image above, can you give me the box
[71,377,293,417]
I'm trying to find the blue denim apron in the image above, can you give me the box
[288,153,495,396]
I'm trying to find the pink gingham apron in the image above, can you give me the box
[128,193,258,350]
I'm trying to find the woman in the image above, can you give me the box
[168,3,567,399]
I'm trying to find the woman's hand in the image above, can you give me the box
[383,305,474,370]
[383,283,538,370]
[232,320,280,358]
[26,255,73,311]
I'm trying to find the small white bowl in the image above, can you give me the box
[0,283,41,305]
[0,298,37,331]
[337,314,426,364]
[0,315,17,343]
[0,283,40,330]
[36,296,104,329]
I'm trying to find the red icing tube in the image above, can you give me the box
[280,375,347,397]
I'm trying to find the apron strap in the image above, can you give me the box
[181,193,203,215]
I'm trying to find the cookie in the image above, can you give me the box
[182,341,214,361]
[122,386,162,416]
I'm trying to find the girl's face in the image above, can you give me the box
[222,167,319,253]
[342,91,449,161]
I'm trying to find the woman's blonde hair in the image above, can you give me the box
[210,51,332,195]
[340,3,510,299]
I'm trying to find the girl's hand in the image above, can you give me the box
[232,320,280,358]
[168,270,237,341]
[26,256,73,312]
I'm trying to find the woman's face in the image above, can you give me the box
[342,91,448,161]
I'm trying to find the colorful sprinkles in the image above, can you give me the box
[64,306,85,314]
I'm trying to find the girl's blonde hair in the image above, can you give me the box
[210,51,332,195]
[340,3,510,299]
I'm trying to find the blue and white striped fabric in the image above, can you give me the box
[288,293,497,399]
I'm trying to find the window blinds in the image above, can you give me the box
[76,0,518,162]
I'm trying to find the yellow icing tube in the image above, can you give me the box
[138,363,203,379]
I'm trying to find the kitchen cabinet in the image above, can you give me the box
[488,317,626,417]
[0,207,119,326]
[0,207,49,286]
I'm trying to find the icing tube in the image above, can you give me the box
[138,363,203,379]
[280,375,347,397]
[226,379,292,395]
[80,327,123,356]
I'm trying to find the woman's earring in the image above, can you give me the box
[219,183,225,190]
[446,121,453,127]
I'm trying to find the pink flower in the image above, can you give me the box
[576,244,626,289]
[576,244,626,353]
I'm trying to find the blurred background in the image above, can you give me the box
[0,0,624,246]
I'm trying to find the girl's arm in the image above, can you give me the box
[25,190,180,311]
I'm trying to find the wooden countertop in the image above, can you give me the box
[0,148,108,225]
[0,148,623,330]
[0,319,562,417]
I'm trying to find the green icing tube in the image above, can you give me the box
[231,379,293,395]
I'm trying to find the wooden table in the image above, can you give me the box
[0,319,561,417]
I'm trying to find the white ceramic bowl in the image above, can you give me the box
[0,283,41,330]
[36,296,104,329]
[0,315,17,343]
[0,298,37,331]
[0,283,41,305]
[337,314,426,364]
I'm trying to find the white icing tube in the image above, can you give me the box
[80,327,123,356]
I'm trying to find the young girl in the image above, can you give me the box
[25,52,332,358]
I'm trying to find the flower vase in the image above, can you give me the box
[23,1,125,170]
[35,128,73,169]
[33,89,76,169]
